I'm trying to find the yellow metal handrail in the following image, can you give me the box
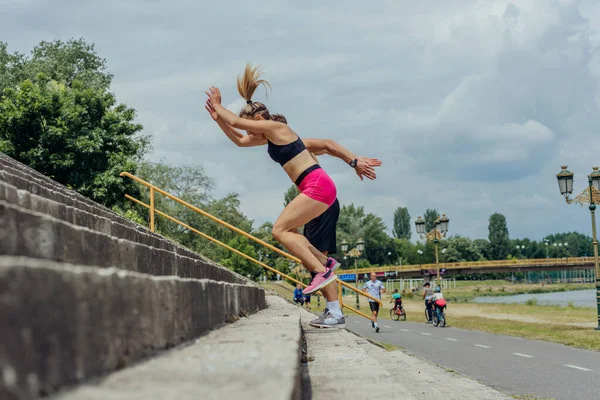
[125,195,306,286]
[121,172,382,319]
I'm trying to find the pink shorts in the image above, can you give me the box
[296,165,337,206]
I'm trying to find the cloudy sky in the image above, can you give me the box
[3,0,600,242]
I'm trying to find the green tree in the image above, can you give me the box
[221,236,262,278]
[472,239,490,260]
[136,161,258,267]
[423,208,439,233]
[442,235,485,262]
[337,203,392,266]
[136,161,214,238]
[488,213,510,260]
[283,185,300,206]
[393,238,416,265]
[393,206,411,239]
[193,193,254,261]
[543,232,592,258]
[0,39,149,208]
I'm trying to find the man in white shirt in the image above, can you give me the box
[362,272,386,332]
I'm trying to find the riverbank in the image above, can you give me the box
[411,280,595,303]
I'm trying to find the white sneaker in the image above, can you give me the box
[309,310,346,328]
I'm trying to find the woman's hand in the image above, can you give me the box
[205,100,219,121]
[355,156,382,181]
[205,86,222,106]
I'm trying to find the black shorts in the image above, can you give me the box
[304,296,311,303]
[304,198,340,254]
[369,301,380,313]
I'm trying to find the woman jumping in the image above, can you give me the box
[206,105,381,327]
[205,64,379,294]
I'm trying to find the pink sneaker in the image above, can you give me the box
[303,268,337,295]
[326,257,340,272]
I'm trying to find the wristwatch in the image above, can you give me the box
[349,158,358,168]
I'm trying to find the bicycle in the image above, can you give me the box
[424,302,434,323]
[432,306,447,328]
[390,303,406,321]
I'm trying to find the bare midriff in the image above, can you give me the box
[281,150,317,183]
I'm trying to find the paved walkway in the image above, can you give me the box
[300,307,510,400]
[348,316,600,400]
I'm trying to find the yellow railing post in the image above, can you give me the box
[149,187,155,233]
[338,281,343,305]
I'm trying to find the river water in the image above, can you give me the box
[473,289,596,308]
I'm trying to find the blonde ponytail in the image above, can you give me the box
[237,64,272,119]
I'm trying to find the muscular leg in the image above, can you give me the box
[272,194,329,274]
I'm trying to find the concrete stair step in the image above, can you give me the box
[301,316,416,399]
[0,178,181,255]
[0,165,202,262]
[50,296,301,400]
[0,200,247,284]
[0,256,266,400]
[0,154,107,212]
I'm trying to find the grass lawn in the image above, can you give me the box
[449,316,600,351]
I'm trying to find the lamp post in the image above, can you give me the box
[555,165,600,330]
[515,244,525,259]
[415,214,450,285]
[342,238,365,310]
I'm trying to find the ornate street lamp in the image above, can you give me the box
[415,214,450,285]
[415,216,426,236]
[439,214,450,234]
[555,165,600,330]
[356,238,365,252]
[556,166,574,197]
[590,166,600,191]
[341,239,349,254]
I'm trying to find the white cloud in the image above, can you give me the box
[2,0,600,240]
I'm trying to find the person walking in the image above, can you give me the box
[363,272,386,332]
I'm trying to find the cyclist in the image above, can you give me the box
[293,284,305,307]
[430,286,447,322]
[390,288,403,313]
[422,282,434,323]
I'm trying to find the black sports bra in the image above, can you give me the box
[267,135,307,166]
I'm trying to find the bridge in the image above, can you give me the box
[291,257,596,280]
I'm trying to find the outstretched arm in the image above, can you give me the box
[206,86,284,135]
[205,101,266,147]
[303,138,355,163]
[303,138,383,181]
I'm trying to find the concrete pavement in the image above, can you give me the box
[53,296,301,400]
[348,316,600,400]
